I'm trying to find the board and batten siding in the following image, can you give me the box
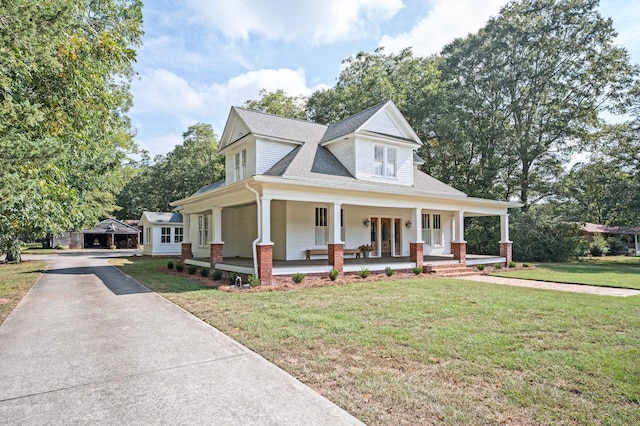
[354,138,413,186]
[362,111,404,138]
[326,138,356,177]
[221,205,257,258]
[255,139,297,174]
[271,200,287,260]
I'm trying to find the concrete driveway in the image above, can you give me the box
[0,252,363,425]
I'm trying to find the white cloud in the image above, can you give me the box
[184,0,403,44]
[132,69,205,117]
[379,0,508,56]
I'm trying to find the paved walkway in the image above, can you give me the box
[0,252,363,425]
[456,274,640,297]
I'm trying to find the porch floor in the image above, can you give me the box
[186,254,505,275]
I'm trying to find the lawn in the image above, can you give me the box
[114,257,640,425]
[0,261,47,325]
[493,256,640,289]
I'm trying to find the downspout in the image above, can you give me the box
[245,183,261,277]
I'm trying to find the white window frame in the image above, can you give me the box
[234,149,247,181]
[421,213,431,245]
[145,227,151,246]
[373,145,397,178]
[315,207,328,246]
[174,227,183,243]
[422,213,443,246]
[432,214,442,245]
[161,227,171,244]
[198,215,209,246]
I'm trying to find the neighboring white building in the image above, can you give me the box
[139,212,184,256]
[170,101,521,284]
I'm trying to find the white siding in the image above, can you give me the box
[224,139,256,183]
[149,225,182,256]
[354,139,413,186]
[222,205,257,258]
[285,201,325,260]
[326,139,356,176]
[256,139,297,174]
[272,200,286,260]
[362,111,404,138]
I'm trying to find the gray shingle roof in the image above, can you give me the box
[319,101,388,143]
[192,180,226,196]
[143,212,183,224]
[233,107,327,144]
[84,218,140,234]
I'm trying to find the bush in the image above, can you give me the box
[175,263,184,272]
[248,274,260,287]
[358,268,370,278]
[606,236,628,256]
[200,267,210,277]
[508,261,516,268]
[228,272,238,284]
[212,269,223,280]
[167,260,174,270]
[523,263,530,268]
[291,272,305,284]
[385,266,394,277]
[590,233,609,256]
[328,268,339,281]
[188,265,197,275]
[412,266,422,275]
[494,263,502,269]
[476,264,485,271]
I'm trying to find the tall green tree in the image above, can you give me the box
[243,89,307,119]
[115,123,225,218]
[0,0,143,261]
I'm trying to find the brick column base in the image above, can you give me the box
[451,242,467,264]
[328,243,344,273]
[410,242,423,269]
[210,243,224,269]
[256,244,273,286]
[500,242,513,265]
[181,242,192,262]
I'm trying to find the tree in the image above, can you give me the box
[0,0,143,261]
[115,123,225,218]
[434,0,635,208]
[243,89,307,119]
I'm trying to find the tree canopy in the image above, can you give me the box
[243,89,307,119]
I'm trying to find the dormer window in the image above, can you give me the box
[373,145,397,178]
[234,149,246,181]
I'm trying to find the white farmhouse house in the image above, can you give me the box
[139,212,184,256]
[170,101,521,284]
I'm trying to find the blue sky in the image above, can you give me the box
[130,0,640,158]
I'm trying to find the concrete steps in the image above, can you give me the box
[426,263,479,278]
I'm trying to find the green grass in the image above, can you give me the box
[0,261,47,325]
[493,257,640,289]
[114,257,640,425]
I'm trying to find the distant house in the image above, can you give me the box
[139,212,183,256]
[52,218,140,249]
[580,222,640,255]
[170,100,522,284]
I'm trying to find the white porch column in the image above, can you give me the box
[453,210,466,242]
[499,214,511,243]
[259,196,272,245]
[211,207,223,243]
[328,202,343,244]
[182,213,191,243]
[413,207,423,243]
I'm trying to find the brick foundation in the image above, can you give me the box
[181,242,192,262]
[328,243,344,273]
[500,242,513,265]
[410,242,423,268]
[256,244,273,286]
[209,243,224,269]
[451,242,467,264]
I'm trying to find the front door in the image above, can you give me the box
[381,218,392,256]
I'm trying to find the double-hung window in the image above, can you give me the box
[421,214,431,245]
[174,227,183,243]
[234,149,247,181]
[161,227,171,244]
[315,207,328,246]
[373,145,397,178]
[432,214,442,245]
[422,213,442,246]
[198,215,209,246]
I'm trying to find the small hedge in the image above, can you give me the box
[385,266,394,277]
[358,268,370,279]
[476,264,485,271]
[175,263,184,272]
[248,274,260,287]
[292,272,305,284]
[200,267,210,277]
[212,269,223,280]
[188,265,197,275]
[167,260,174,270]
[328,268,339,281]
[412,266,423,275]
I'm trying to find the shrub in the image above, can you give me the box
[212,269,223,280]
[358,268,370,278]
[188,265,197,275]
[590,233,609,257]
[385,266,394,277]
[606,236,628,256]
[175,263,184,272]
[508,261,516,268]
[291,272,305,284]
[167,260,174,270]
[494,263,502,269]
[328,268,339,281]
[476,264,485,271]
[200,267,210,277]
[228,272,238,284]
[523,263,530,268]
[412,266,423,275]
[248,274,260,287]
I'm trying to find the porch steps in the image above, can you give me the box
[426,263,479,278]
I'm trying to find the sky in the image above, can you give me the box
[130,0,640,158]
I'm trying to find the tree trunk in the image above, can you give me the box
[5,239,22,263]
